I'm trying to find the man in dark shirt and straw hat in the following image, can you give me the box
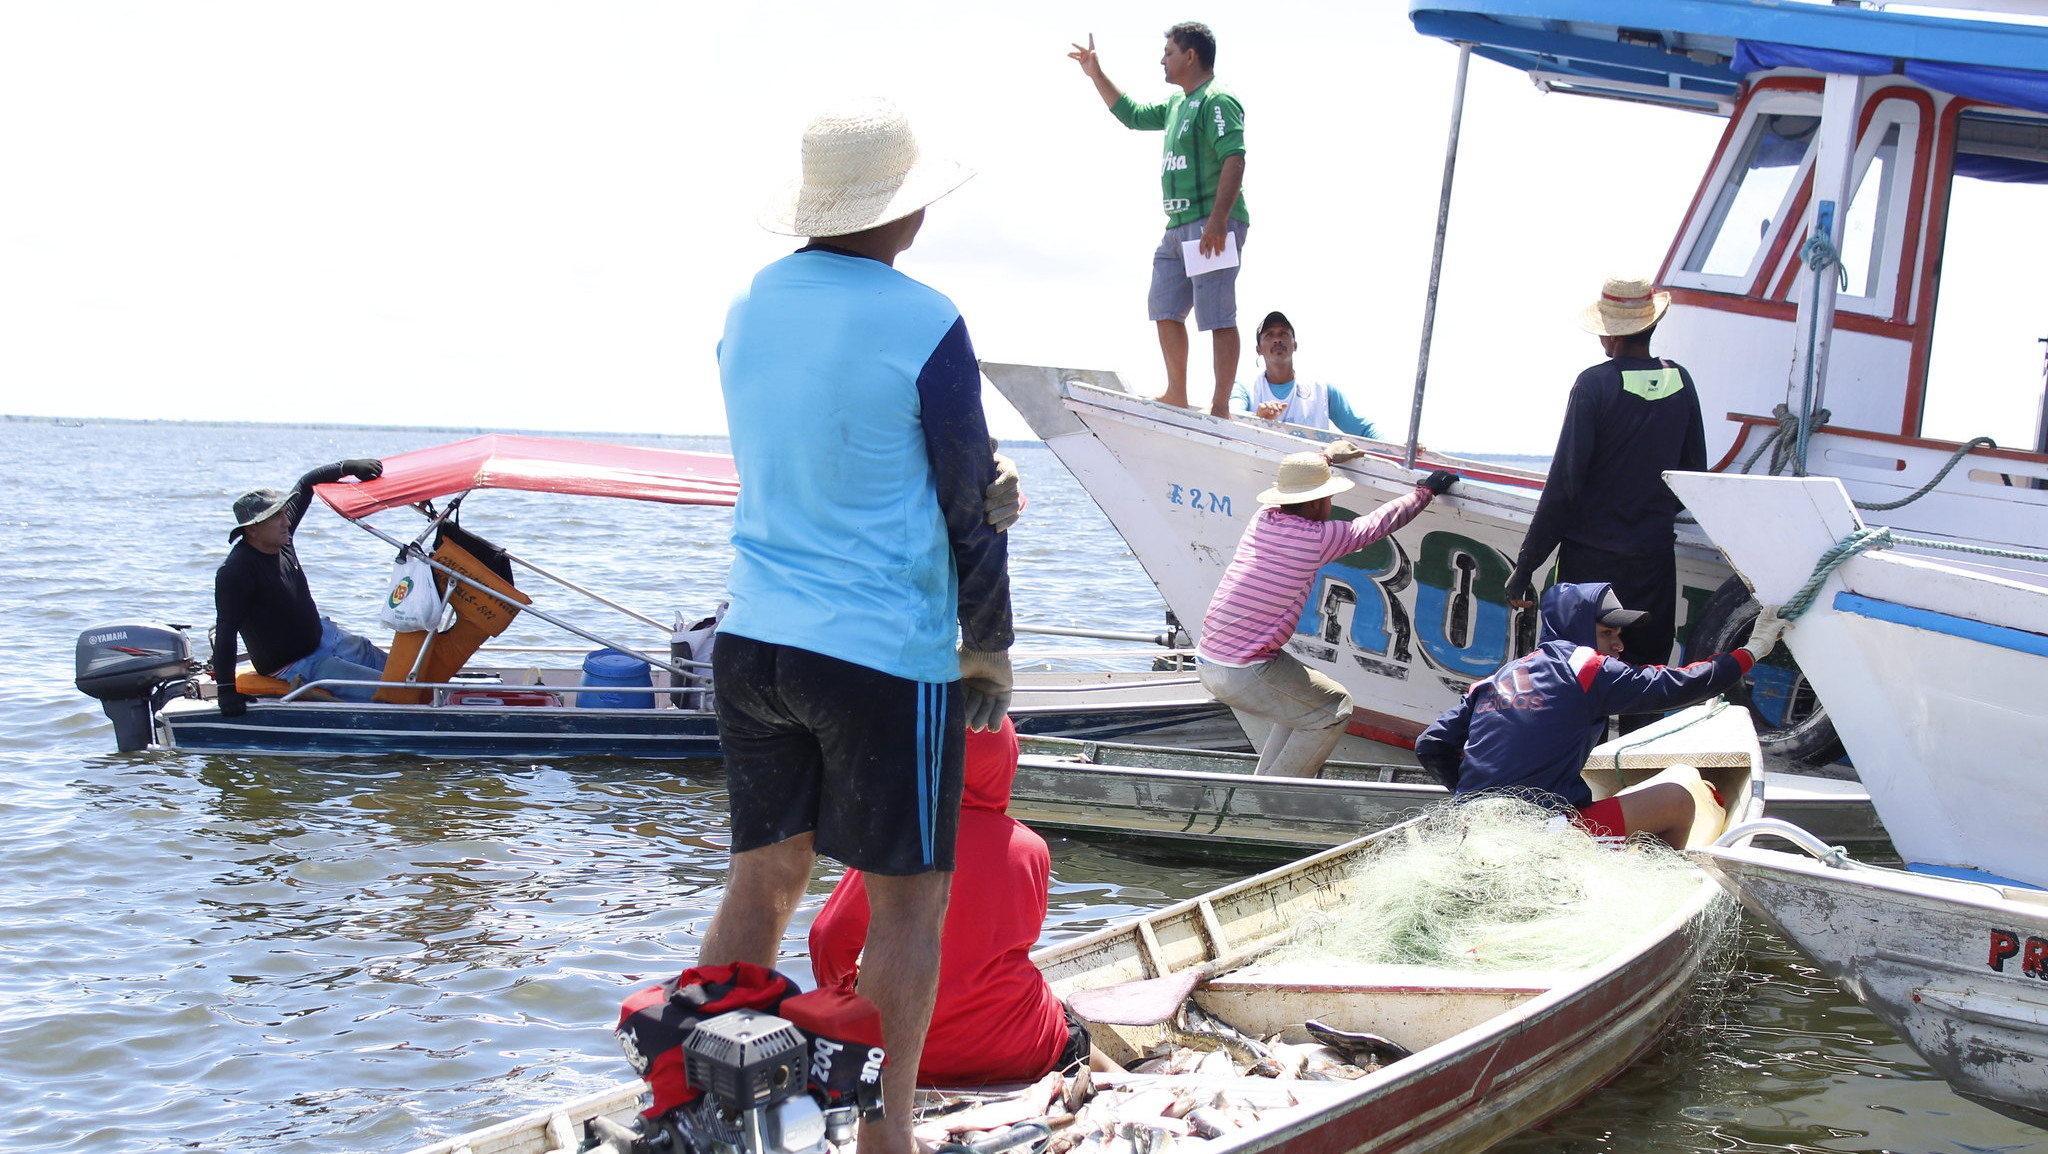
[701,96,1014,1154]
[1506,276,1707,702]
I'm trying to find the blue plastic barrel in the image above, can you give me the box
[578,648,653,709]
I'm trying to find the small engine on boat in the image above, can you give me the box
[74,621,195,753]
[618,965,884,1154]
[664,1010,830,1154]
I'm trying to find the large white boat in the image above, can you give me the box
[984,0,2048,767]
[1671,467,2048,1123]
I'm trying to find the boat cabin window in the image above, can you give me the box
[1817,97,1922,318]
[1919,108,2048,448]
[1677,93,1819,286]
[1839,124,1902,302]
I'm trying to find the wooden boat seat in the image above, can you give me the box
[232,670,335,701]
[1195,961,1569,1054]
[375,534,532,705]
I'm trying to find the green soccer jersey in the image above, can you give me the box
[1110,78,1249,229]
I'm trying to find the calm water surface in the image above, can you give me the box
[1,420,2040,1153]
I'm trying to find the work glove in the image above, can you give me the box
[1740,605,1789,664]
[1324,440,1366,465]
[1420,470,1458,496]
[1504,566,1537,609]
[217,689,248,718]
[985,452,1021,532]
[958,647,1013,733]
[342,458,384,481]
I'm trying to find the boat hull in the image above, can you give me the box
[1697,841,2048,1126]
[1669,472,2048,885]
[1011,733,1884,859]
[1035,702,1761,1154]
[146,671,1241,760]
[157,697,726,759]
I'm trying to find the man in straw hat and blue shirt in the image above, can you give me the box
[1198,447,1457,777]
[701,96,1014,1154]
[1505,276,1707,700]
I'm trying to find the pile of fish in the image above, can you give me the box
[913,1010,1411,1152]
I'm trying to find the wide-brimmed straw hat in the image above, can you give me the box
[1257,452,1355,505]
[760,98,974,238]
[1578,276,1672,336]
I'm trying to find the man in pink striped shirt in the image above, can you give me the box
[1198,446,1457,776]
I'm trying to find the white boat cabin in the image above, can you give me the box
[1417,0,2048,554]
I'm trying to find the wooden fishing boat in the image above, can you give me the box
[1696,821,2048,1127]
[72,434,1240,758]
[402,701,1760,1154]
[1011,728,1883,859]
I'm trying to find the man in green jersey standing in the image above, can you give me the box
[1070,22,1248,418]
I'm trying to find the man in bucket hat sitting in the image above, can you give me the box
[701,97,1012,1154]
[1505,276,1706,714]
[1197,447,1456,777]
[213,457,385,716]
[1416,581,1787,849]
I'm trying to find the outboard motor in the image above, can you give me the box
[74,622,195,752]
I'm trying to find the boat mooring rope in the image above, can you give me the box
[1739,402,1998,513]
[1780,526,2048,621]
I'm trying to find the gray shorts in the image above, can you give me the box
[1148,219,1248,331]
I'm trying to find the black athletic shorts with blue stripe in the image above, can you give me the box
[713,633,965,876]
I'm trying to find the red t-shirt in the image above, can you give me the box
[807,720,1069,1085]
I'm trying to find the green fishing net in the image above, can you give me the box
[1273,796,1706,972]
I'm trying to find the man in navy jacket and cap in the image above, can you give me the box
[1415,581,1784,848]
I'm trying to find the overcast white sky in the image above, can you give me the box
[2,2,2040,452]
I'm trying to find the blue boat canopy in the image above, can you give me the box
[1411,0,2048,117]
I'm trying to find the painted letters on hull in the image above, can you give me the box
[1038,381,1732,746]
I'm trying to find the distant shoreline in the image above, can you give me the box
[0,412,716,441]
[2,413,1547,465]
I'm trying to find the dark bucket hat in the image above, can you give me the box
[229,488,290,541]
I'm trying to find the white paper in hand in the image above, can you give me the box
[1180,231,1241,277]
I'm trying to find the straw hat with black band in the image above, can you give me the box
[760,97,974,238]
